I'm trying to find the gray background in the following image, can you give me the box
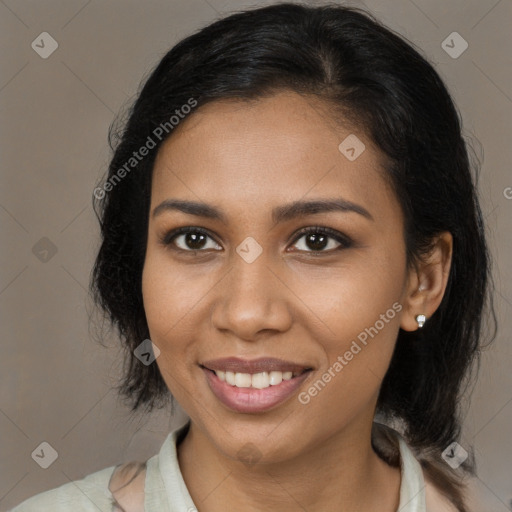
[0,0,510,510]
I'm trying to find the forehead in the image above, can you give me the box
[151,91,396,218]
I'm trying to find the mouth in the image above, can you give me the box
[200,367,310,389]
[200,357,313,413]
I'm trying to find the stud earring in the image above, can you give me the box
[415,314,426,328]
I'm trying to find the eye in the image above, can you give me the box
[289,226,352,253]
[160,226,222,252]
[159,225,352,255]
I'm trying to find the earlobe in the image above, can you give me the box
[400,232,453,332]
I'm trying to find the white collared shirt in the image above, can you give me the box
[10,422,459,511]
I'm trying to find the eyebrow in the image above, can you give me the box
[152,198,374,223]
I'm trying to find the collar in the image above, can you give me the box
[147,421,426,512]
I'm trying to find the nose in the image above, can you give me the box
[210,248,293,341]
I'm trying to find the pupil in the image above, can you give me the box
[186,232,206,249]
[307,233,327,251]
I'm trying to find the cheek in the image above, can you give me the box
[296,302,402,433]
[291,250,406,410]
[293,247,405,344]
[141,247,221,388]
[142,245,208,335]
[141,253,199,403]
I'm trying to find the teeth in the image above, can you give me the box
[235,372,252,388]
[252,372,269,389]
[214,370,298,388]
[269,371,282,386]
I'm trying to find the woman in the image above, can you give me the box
[11,2,494,511]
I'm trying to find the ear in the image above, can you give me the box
[400,232,453,332]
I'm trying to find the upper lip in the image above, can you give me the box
[201,357,312,374]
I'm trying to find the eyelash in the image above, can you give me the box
[159,225,353,255]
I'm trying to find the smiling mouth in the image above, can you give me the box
[201,366,311,389]
[201,363,313,413]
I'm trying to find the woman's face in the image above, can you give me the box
[142,91,412,463]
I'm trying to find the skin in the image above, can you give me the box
[141,90,453,511]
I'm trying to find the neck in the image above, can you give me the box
[177,417,401,512]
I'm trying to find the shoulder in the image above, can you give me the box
[9,465,117,512]
[108,461,146,512]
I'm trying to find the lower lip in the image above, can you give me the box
[202,368,311,413]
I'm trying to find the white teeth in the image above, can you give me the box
[234,372,252,388]
[269,371,282,385]
[251,372,270,389]
[214,370,300,388]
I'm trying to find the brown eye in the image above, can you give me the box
[290,227,352,253]
[160,227,222,252]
